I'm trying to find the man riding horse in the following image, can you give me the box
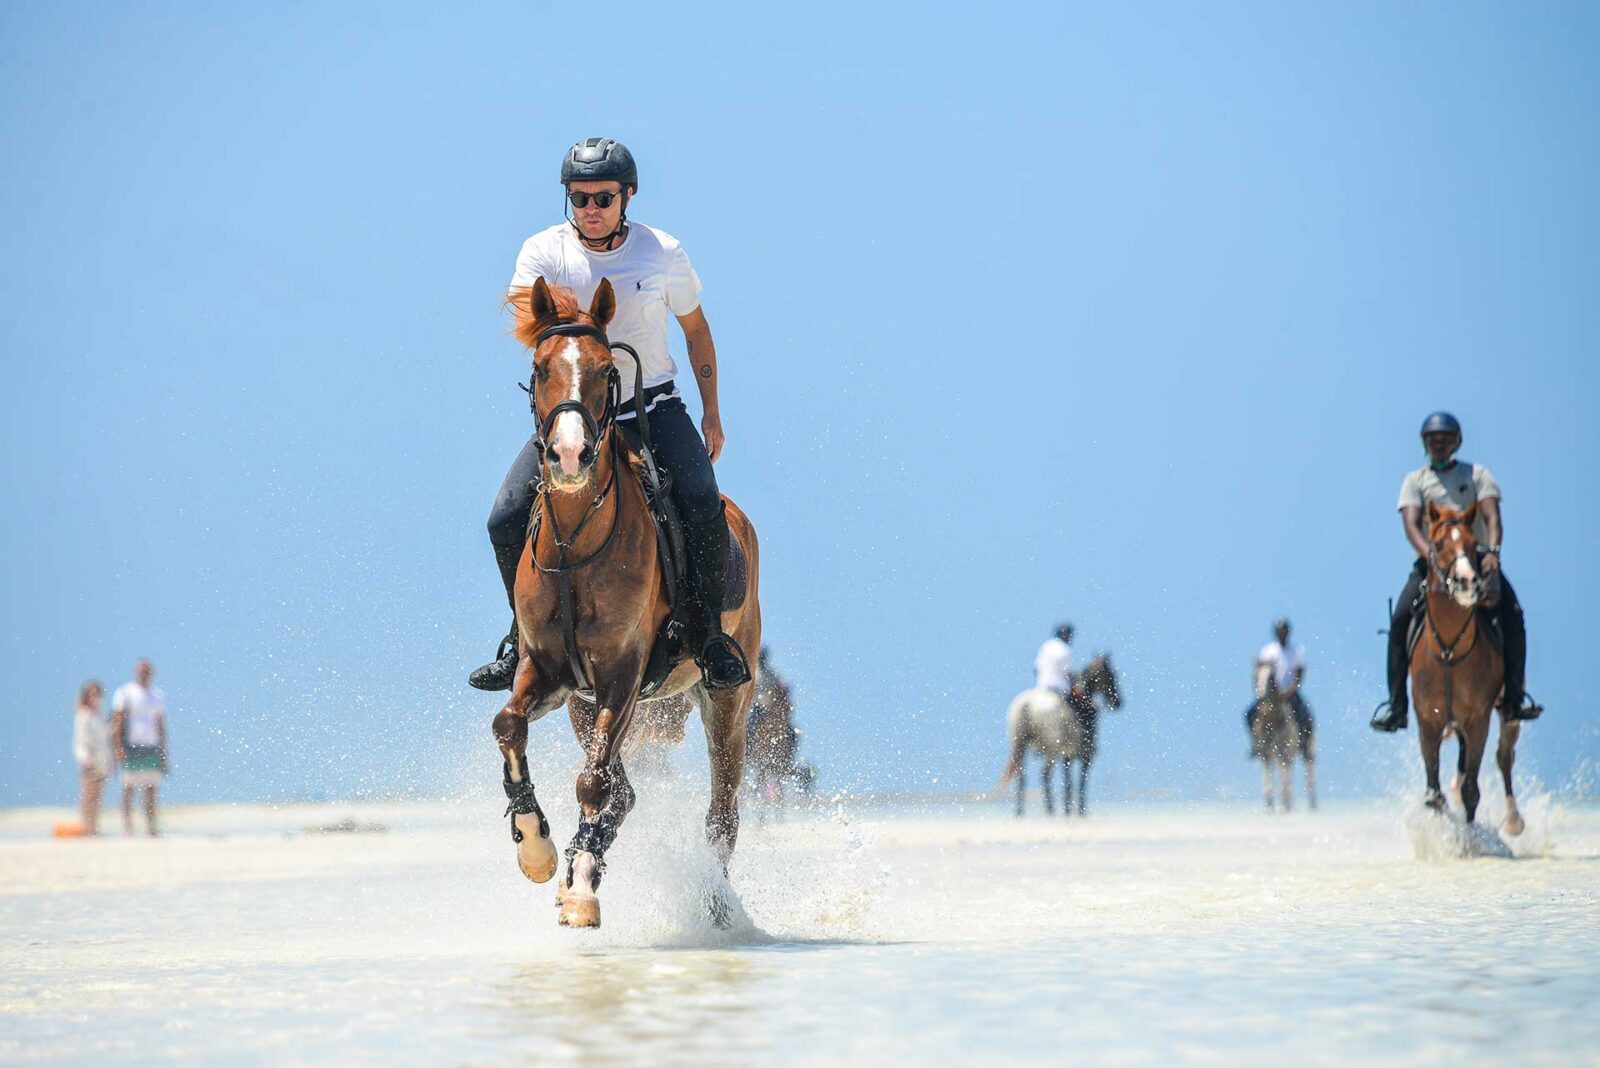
[471,138,751,694]
[1371,411,1540,732]
[1245,617,1312,754]
[1035,622,1076,702]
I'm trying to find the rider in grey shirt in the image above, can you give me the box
[1371,411,1540,732]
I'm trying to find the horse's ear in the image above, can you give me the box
[1462,501,1478,524]
[530,277,558,323]
[590,278,616,329]
[1426,501,1440,526]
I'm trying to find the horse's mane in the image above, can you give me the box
[505,282,595,349]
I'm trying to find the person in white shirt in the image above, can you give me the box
[111,659,167,837]
[1245,618,1312,746]
[470,137,750,694]
[1034,623,1075,697]
[72,679,111,835]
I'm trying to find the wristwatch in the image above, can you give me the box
[1483,545,1501,556]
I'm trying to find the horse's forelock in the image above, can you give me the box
[506,282,593,350]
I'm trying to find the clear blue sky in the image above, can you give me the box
[3,1,1596,807]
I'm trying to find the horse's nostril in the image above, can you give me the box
[579,445,595,466]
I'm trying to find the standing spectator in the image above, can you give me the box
[72,680,111,835]
[111,659,167,837]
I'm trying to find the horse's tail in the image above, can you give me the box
[998,695,1031,789]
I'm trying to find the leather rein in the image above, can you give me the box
[521,321,671,693]
[1422,519,1485,726]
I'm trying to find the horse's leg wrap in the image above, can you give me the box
[503,769,549,843]
[565,811,621,889]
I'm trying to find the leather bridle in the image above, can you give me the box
[519,320,674,695]
[526,322,621,465]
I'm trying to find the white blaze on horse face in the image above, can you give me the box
[549,339,590,484]
[1450,552,1480,606]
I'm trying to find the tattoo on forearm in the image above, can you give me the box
[699,365,713,379]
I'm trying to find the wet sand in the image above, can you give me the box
[2,793,1597,1066]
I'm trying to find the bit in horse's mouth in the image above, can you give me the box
[548,471,592,492]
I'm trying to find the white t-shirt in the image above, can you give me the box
[112,683,166,748]
[74,708,112,776]
[1257,642,1305,692]
[1034,637,1073,692]
[509,223,702,410]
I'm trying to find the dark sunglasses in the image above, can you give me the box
[567,189,623,209]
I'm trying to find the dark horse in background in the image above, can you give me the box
[1062,655,1123,815]
[1000,654,1123,816]
[743,648,815,814]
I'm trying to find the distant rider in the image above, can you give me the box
[1246,617,1311,748]
[1035,623,1075,699]
[750,645,794,733]
[469,137,751,694]
[1370,411,1540,732]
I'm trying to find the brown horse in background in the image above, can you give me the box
[490,277,761,928]
[746,667,810,811]
[1412,502,1523,834]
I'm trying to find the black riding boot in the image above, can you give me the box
[468,544,523,691]
[1371,628,1410,732]
[1372,572,1419,733]
[682,508,751,690]
[1496,593,1541,721]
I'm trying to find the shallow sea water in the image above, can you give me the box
[1,788,1597,1066]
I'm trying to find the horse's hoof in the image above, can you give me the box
[558,892,601,928]
[514,815,558,884]
[706,892,732,929]
[1503,810,1525,837]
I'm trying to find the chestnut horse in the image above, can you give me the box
[1412,502,1523,834]
[490,277,761,928]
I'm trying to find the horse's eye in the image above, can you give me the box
[532,366,549,382]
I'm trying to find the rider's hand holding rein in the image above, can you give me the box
[678,306,724,462]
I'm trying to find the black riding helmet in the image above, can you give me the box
[1419,410,1462,444]
[561,138,636,250]
[1054,622,1075,644]
[561,138,638,192]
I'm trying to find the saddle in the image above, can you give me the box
[531,446,746,701]
[629,451,746,700]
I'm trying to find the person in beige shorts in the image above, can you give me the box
[72,680,111,835]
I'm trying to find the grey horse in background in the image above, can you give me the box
[999,654,1123,816]
[1248,666,1317,812]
